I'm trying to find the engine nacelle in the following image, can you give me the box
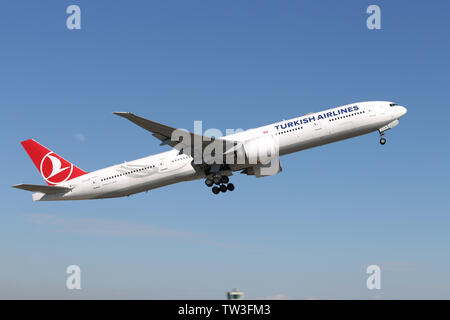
[236,134,279,165]
[236,135,281,177]
[242,158,282,178]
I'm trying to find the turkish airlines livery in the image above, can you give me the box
[13,101,407,201]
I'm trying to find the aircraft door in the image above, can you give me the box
[368,104,377,118]
[313,120,322,132]
[312,118,325,139]
[157,158,168,172]
[91,177,101,190]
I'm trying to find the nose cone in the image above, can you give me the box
[397,106,407,118]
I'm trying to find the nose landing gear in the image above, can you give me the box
[205,175,235,194]
[379,130,387,145]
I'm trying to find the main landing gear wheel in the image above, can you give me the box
[227,183,235,191]
[220,176,229,184]
[380,137,386,145]
[205,179,214,187]
[212,186,220,194]
[213,176,221,185]
[220,184,227,193]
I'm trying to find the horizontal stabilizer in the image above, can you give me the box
[12,184,72,194]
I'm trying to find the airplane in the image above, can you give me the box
[13,101,407,201]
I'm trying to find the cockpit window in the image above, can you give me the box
[389,103,398,107]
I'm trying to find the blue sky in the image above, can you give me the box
[1,0,449,299]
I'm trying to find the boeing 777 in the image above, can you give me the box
[13,101,407,200]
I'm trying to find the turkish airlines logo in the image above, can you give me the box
[40,152,74,185]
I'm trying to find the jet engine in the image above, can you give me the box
[235,135,282,177]
[241,159,282,178]
[234,134,279,164]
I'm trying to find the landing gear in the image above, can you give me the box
[211,183,235,194]
[212,186,220,194]
[379,130,387,145]
[205,179,214,187]
[213,176,221,185]
[207,175,235,194]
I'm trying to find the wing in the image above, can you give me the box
[12,184,72,194]
[113,112,240,164]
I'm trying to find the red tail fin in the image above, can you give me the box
[21,139,87,185]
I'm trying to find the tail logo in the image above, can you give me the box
[40,152,74,185]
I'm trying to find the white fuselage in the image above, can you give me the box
[33,101,407,201]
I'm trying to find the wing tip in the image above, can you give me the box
[113,112,132,116]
